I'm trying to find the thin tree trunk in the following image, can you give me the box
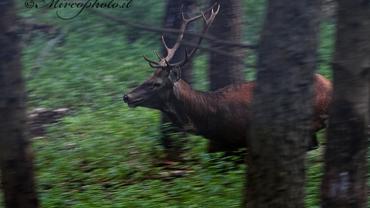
[0,1,39,207]
[160,0,195,161]
[207,0,245,153]
[321,1,370,207]
[245,0,320,207]
[208,0,244,91]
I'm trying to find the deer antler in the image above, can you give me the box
[144,3,220,69]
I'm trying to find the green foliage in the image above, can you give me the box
[318,22,335,79]
[243,0,266,43]
[0,1,349,208]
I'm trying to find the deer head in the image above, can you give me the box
[123,4,219,109]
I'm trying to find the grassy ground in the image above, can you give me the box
[5,1,368,208]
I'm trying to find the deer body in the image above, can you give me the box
[123,5,332,152]
[169,80,254,151]
[145,74,331,152]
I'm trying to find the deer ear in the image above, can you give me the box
[168,67,181,83]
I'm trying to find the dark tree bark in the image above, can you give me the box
[160,0,195,161]
[208,0,244,91]
[0,1,39,208]
[207,0,245,153]
[321,1,370,207]
[245,0,320,207]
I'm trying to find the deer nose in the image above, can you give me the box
[123,94,129,103]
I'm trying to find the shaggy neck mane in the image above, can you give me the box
[167,80,233,133]
[173,80,220,114]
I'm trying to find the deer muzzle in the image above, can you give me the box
[122,93,144,108]
[123,94,129,103]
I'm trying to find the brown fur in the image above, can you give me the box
[312,74,332,131]
[169,74,332,152]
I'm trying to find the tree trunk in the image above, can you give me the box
[208,0,245,91]
[207,0,245,153]
[245,0,320,207]
[321,1,370,207]
[0,1,39,208]
[160,0,195,161]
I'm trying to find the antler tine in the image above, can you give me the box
[163,19,189,62]
[181,4,203,24]
[154,50,162,60]
[201,11,207,23]
[182,12,202,23]
[200,4,220,25]
[161,4,212,65]
[212,3,220,16]
[148,62,159,68]
[143,55,158,64]
[171,3,220,67]
[143,55,161,68]
[161,35,170,50]
[144,3,219,69]
[210,4,220,22]
[182,1,218,22]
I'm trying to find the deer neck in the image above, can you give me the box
[158,80,191,131]
[165,80,216,133]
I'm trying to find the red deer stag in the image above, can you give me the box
[123,4,332,153]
